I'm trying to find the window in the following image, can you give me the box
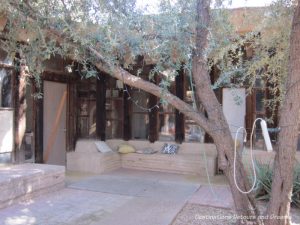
[254,78,266,145]
[131,89,149,140]
[158,104,175,141]
[184,90,203,142]
[105,78,124,139]
[0,68,13,108]
[255,90,265,113]
[76,79,97,138]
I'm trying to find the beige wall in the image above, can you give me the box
[0,109,13,154]
[222,88,246,143]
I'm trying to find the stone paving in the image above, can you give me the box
[0,168,228,225]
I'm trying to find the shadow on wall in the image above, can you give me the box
[0,153,12,164]
[0,110,13,163]
[0,69,12,108]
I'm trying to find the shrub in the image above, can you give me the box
[254,160,300,208]
[293,165,300,208]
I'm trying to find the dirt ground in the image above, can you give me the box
[172,203,300,225]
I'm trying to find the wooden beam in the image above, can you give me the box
[42,70,78,83]
[96,72,106,141]
[66,82,76,151]
[148,95,159,142]
[148,69,159,143]
[33,82,44,163]
[123,89,132,141]
[175,66,185,143]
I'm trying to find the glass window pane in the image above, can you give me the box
[104,77,125,139]
[160,103,174,113]
[0,69,12,108]
[131,89,149,140]
[107,99,123,119]
[106,120,123,139]
[158,113,175,141]
[256,90,264,112]
[131,113,148,139]
[185,122,203,142]
[131,90,149,113]
[76,80,97,138]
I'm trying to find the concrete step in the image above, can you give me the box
[0,163,65,209]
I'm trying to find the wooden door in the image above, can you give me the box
[43,81,67,165]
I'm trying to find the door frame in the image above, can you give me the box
[38,72,71,164]
[43,80,67,165]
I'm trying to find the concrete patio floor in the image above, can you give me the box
[0,168,229,225]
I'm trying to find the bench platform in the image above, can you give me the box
[0,163,65,209]
[67,140,218,177]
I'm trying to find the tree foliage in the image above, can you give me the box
[0,0,296,122]
[0,1,238,94]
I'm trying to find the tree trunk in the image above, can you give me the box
[192,1,260,223]
[265,1,300,224]
[89,1,262,223]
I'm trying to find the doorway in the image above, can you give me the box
[43,81,67,165]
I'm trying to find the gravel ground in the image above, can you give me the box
[172,204,236,225]
[172,203,300,225]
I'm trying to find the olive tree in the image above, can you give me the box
[1,0,299,224]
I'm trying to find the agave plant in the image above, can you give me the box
[292,164,300,208]
[254,160,300,207]
[254,160,273,201]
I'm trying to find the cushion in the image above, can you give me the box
[161,143,179,154]
[136,148,158,154]
[118,144,136,154]
[94,141,113,153]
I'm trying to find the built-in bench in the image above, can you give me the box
[67,139,218,176]
[67,140,121,173]
[0,163,65,209]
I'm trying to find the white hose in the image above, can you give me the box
[233,118,262,194]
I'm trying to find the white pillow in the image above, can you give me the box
[94,141,113,153]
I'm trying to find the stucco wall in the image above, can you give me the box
[222,88,246,143]
[0,109,13,154]
[0,109,13,163]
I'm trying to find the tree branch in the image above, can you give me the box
[192,0,231,170]
[88,46,213,132]
[7,0,215,135]
[192,0,225,121]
